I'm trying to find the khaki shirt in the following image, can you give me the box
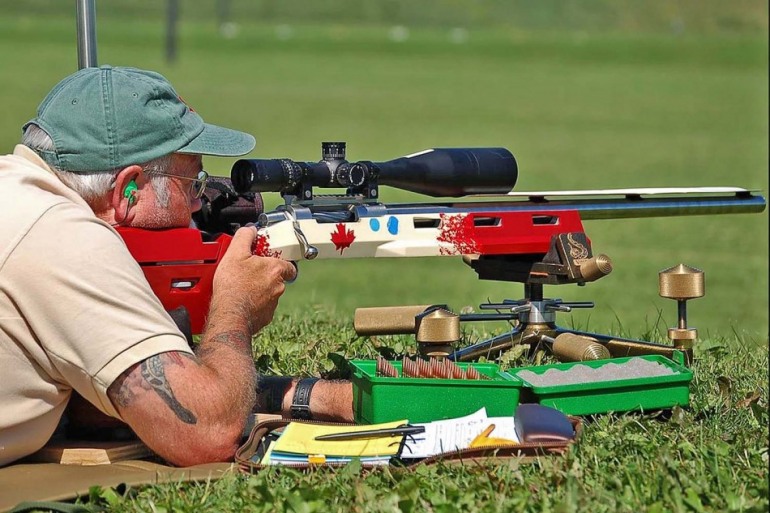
[0,145,193,466]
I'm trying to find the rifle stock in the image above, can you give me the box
[252,187,765,261]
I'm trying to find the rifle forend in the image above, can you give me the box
[236,145,763,285]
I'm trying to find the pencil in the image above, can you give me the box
[469,424,496,448]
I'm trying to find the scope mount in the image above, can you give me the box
[281,142,381,206]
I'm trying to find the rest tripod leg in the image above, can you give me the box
[450,324,534,362]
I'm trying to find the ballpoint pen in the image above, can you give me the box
[314,425,426,441]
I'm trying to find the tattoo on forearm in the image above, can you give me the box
[112,377,136,409]
[212,330,252,351]
[141,355,197,424]
[109,333,251,425]
[110,352,198,425]
[196,330,253,360]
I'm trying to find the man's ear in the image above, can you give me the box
[111,165,145,211]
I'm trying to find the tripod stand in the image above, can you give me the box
[354,234,701,365]
[449,282,684,362]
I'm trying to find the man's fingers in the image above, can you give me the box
[226,227,295,283]
[281,261,298,282]
[229,226,258,254]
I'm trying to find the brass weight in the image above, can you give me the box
[549,333,611,362]
[415,308,460,358]
[659,264,704,360]
[354,305,431,336]
[353,305,458,358]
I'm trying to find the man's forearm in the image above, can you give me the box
[108,331,258,465]
[195,299,259,424]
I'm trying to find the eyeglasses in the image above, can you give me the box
[150,169,209,199]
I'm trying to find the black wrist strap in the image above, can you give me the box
[256,375,293,414]
[290,378,320,420]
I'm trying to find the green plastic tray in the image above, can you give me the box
[508,353,692,416]
[350,360,522,424]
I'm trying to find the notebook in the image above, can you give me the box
[264,419,407,465]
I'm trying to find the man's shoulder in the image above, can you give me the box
[0,147,52,178]
[1,151,73,205]
[0,156,107,269]
[1,146,95,212]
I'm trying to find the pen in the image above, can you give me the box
[314,425,426,441]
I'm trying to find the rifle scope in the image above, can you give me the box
[231,142,517,199]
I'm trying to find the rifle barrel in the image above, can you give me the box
[443,188,766,220]
[554,194,764,220]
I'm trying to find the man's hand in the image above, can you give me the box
[211,226,297,335]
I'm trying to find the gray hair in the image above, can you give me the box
[22,123,172,207]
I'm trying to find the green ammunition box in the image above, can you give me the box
[509,353,692,416]
[350,360,522,424]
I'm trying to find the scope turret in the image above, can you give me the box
[231,142,517,201]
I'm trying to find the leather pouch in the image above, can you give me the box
[235,417,582,472]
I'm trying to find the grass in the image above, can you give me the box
[0,11,767,512]
[85,318,769,512]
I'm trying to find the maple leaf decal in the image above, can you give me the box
[437,213,479,255]
[330,223,356,254]
[252,231,282,258]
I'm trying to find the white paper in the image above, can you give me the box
[403,408,518,459]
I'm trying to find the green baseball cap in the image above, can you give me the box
[24,65,256,173]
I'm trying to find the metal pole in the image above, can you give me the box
[166,0,179,64]
[76,0,98,69]
[217,0,231,26]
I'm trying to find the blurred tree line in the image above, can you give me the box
[5,0,768,34]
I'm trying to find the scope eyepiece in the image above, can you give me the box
[231,158,303,194]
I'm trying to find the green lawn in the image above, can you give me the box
[0,13,767,512]
[79,318,770,512]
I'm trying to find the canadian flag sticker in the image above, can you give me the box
[331,223,356,254]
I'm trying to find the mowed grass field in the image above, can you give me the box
[0,13,767,512]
